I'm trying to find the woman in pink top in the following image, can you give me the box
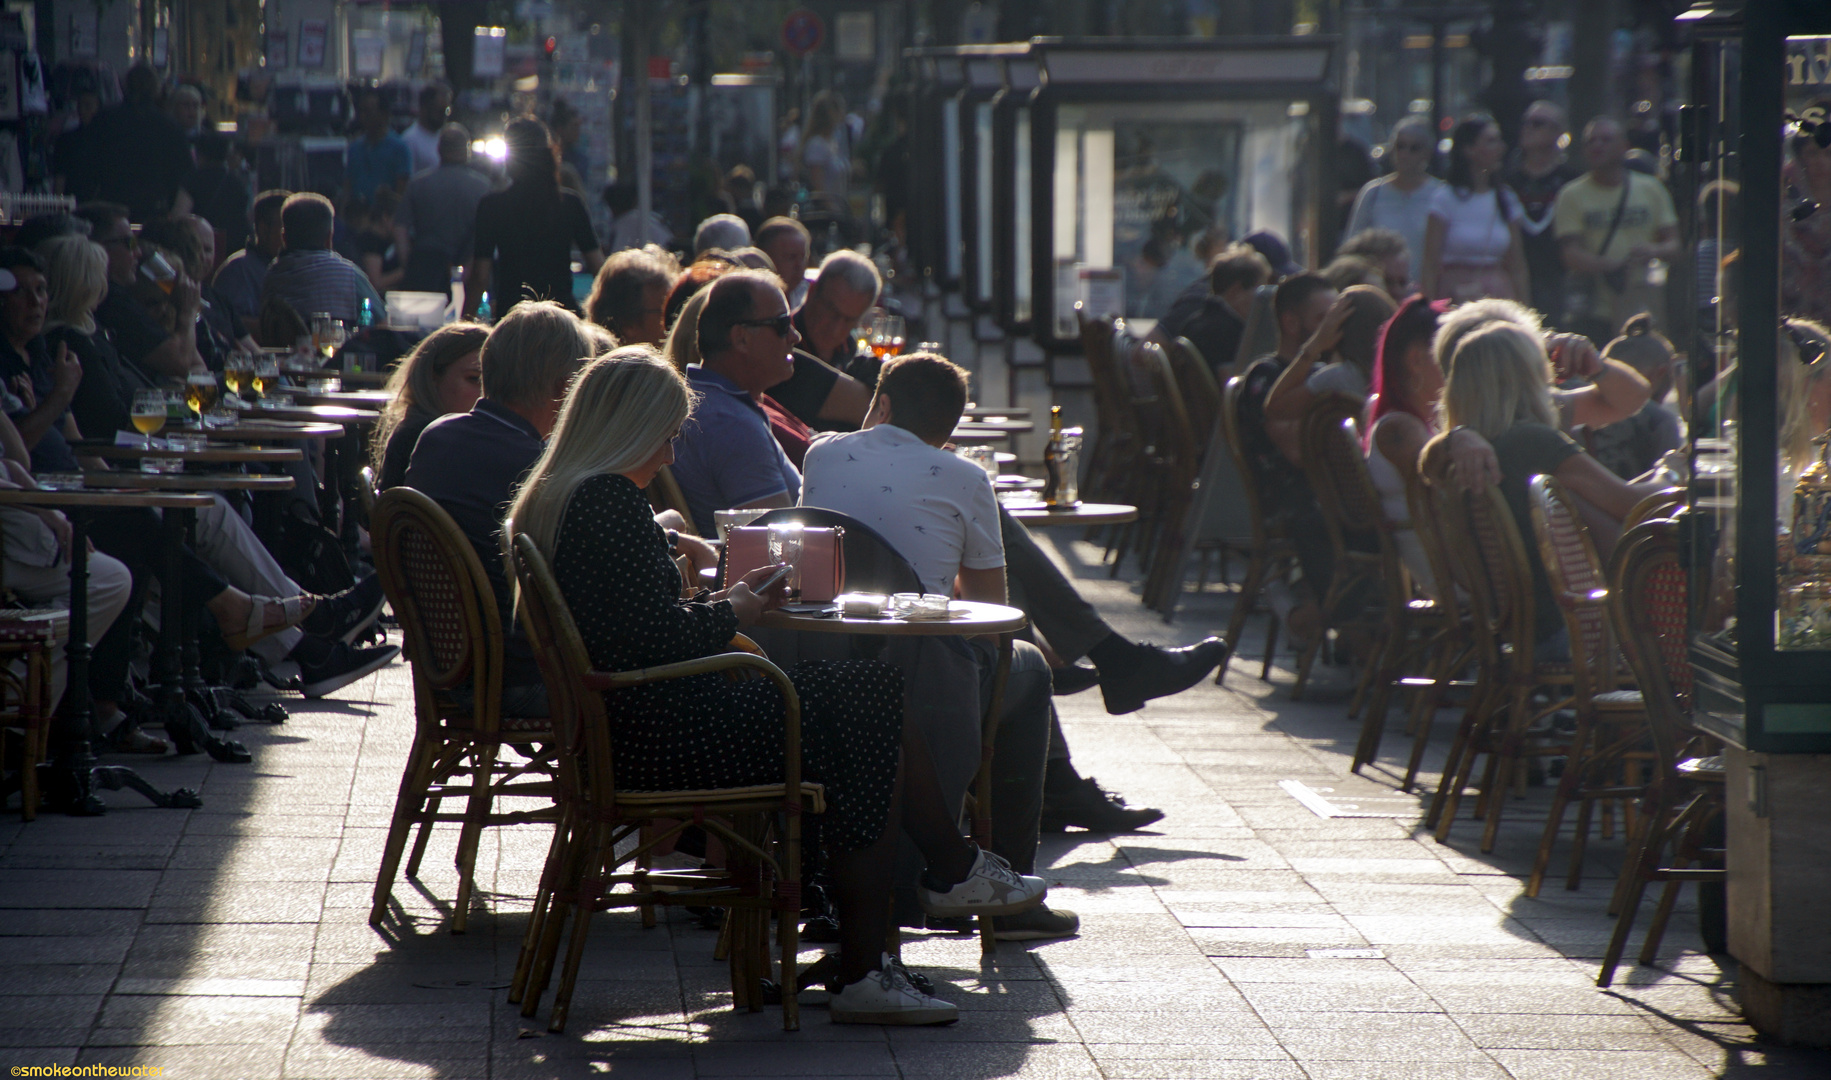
[1364,295,1450,593]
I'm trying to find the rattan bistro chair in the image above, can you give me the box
[507,532,823,1032]
[1293,394,1389,703]
[1423,460,1583,853]
[0,607,64,820]
[1525,475,1650,897]
[1212,374,1298,683]
[1598,516,1725,987]
[369,488,558,933]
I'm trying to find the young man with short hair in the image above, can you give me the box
[801,352,1076,941]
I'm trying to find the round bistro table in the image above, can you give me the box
[0,488,215,815]
[1002,501,1139,527]
[73,442,305,466]
[757,599,1027,956]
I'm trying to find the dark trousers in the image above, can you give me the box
[87,508,229,700]
[999,508,1112,664]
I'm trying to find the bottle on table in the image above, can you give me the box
[1041,405,1065,506]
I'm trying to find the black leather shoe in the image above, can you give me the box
[1050,664,1100,696]
[1041,776,1164,833]
[1097,637,1226,714]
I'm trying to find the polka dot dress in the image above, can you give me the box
[550,473,902,850]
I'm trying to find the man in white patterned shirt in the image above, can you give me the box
[801,353,1075,941]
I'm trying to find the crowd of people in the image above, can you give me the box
[21,55,1831,1028]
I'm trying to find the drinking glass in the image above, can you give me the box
[322,320,348,366]
[184,372,218,422]
[140,250,178,294]
[767,523,804,601]
[871,313,906,358]
[131,390,167,438]
[225,353,255,397]
[253,360,280,400]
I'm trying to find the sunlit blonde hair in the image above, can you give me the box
[1440,321,1558,439]
[479,299,598,408]
[38,235,109,336]
[662,287,713,371]
[1433,297,1542,375]
[505,346,697,564]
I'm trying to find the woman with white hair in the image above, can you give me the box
[1345,117,1444,284]
[506,347,1046,1024]
[1436,321,1665,655]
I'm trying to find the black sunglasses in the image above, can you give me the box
[735,314,794,336]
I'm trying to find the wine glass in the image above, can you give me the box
[131,389,167,440]
[253,359,280,400]
[767,523,804,602]
[881,313,906,358]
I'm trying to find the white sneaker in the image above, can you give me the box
[918,847,1048,918]
[829,955,958,1025]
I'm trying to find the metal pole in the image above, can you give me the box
[634,1,652,230]
[1431,17,1445,145]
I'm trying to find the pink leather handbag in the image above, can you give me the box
[721,526,846,602]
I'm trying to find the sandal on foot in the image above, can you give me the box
[224,594,315,652]
[99,723,169,755]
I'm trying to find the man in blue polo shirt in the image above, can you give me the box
[671,271,804,536]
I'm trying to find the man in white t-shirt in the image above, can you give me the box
[402,84,450,175]
[801,354,1075,941]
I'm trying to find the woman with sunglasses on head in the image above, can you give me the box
[1345,117,1444,288]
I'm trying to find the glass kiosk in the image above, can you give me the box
[1020,37,1340,350]
[958,45,1033,317]
[1678,1,1831,1043]
[1681,4,1831,753]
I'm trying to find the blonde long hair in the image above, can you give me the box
[505,346,696,563]
[38,235,109,336]
[1440,321,1558,439]
[662,287,714,371]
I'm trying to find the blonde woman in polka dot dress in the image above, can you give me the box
[506,347,1048,1023]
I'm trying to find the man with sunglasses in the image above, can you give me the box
[1502,101,1585,326]
[671,271,806,536]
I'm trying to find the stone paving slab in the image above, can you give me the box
[4,532,1830,1079]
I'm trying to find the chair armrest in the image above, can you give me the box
[1558,588,1609,610]
[584,651,791,692]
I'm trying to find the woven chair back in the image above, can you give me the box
[1080,315,1138,447]
[1607,517,1695,775]
[1529,474,1617,695]
[1424,455,1534,669]
[1137,341,1199,477]
[1165,337,1222,447]
[1402,461,1460,604]
[372,487,498,700]
[1624,487,1686,532]
[1221,374,1272,548]
[1304,399,1386,536]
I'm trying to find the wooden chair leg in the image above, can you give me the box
[1527,721,1594,897]
[450,742,501,935]
[370,729,445,924]
[1597,796,1677,987]
[1216,553,1267,684]
[510,813,573,1005]
[523,822,593,1018]
[1637,797,1720,967]
[546,827,610,1034]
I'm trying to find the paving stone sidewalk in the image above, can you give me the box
[3,532,1828,1079]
